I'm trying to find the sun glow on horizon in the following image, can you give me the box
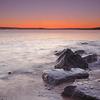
[0,0,100,28]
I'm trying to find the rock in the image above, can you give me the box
[81,42,88,45]
[75,50,86,55]
[8,72,12,75]
[42,68,89,85]
[83,54,97,63]
[56,49,74,62]
[55,49,86,56]
[62,80,100,100]
[54,50,64,56]
[62,86,76,97]
[55,49,88,70]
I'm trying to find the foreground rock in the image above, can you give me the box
[55,49,88,70]
[62,80,100,100]
[42,68,89,85]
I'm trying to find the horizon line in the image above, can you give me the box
[0,26,100,30]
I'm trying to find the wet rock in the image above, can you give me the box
[54,49,74,70]
[55,49,86,56]
[42,68,89,85]
[55,49,88,70]
[75,50,86,55]
[81,42,88,45]
[8,72,12,75]
[56,49,74,62]
[83,54,97,63]
[62,86,76,97]
[54,50,64,56]
[62,81,100,100]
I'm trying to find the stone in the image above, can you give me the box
[75,50,86,55]
[81,42,88,45]
[55,49,88,70]
[8,72,12,75]
[55,49,86,56]
[83,54,97,63]
[42,68,89,85]
[62,86,76,97]
[54,50,64,56]
[62,80,100,100]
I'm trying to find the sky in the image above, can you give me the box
[0,0,100,28]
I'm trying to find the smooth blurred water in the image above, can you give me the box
[0,30,100,41]
[0,29,100,75]
[0,30,100,100]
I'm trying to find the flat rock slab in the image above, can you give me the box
[42,68,89,85]
[62,80,100,100]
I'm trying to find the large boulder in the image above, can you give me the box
[42,68,89,85]
[55,49,88,70]
[62,80,100,100]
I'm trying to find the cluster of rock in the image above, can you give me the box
[42,48,99,100]
[55,49,88,70]
[54,49,97,70]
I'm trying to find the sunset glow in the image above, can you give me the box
[0,0,100,28]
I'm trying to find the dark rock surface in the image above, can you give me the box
[81,42,88,45]
[83,54,98,63]
[55,49,88,70]
[62,79,100,100]
[54,50,64,56]
[74,50,86,55]
[42,68,89,85]
[8,72,12,75]
[55,49,86,56]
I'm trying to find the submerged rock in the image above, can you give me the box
[8,72,12,75]
[55,49,88,70]
[83,54,97,63]
[62,80,100,100]
[42,68,89,85]
[81,42,88,45]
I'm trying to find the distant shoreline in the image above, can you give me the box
[0,27,100,30]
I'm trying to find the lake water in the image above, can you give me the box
[0,30,100,41]
[0,30,100,100]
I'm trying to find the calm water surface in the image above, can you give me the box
[0,30,100,41]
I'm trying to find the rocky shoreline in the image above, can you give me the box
[42,48,100,100]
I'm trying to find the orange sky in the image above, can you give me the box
[0,0,100,28]
[1,19,100,28]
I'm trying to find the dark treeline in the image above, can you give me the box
[0,27,100,30]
